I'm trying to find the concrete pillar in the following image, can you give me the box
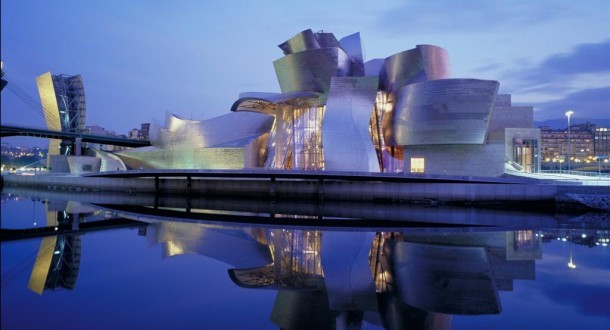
[75,138,82,156]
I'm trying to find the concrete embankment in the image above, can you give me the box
[2,171,608,211]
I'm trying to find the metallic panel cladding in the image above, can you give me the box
[201,112,274,147]
[278,29,343,55]
[393,79,500,145]
[379,45,451,93]
[322,76,380,172]
[338,32,365,76]
[278,29,321,55]
[154,112,274,149]
[230,91,321,113]
[273,47,351,94]
[127,112,273,169]
[364,59,384,77]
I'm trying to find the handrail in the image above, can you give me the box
[539,170,609,178]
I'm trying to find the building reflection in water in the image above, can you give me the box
[137,217,544,330]
[20,200,608,329]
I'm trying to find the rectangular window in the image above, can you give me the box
[410,158,425,173]
[82,164,92,171]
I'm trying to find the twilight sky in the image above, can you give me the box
[1,0,609,146]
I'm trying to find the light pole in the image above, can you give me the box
[565,110,574,172]
[598,156,609,176]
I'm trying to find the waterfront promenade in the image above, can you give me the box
[2,169,608,212]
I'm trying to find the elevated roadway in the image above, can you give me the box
[1,124,151,148]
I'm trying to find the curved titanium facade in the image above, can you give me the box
[230,91,321,114]
[379,45,450,93]
[278,29,321,55]
[322,77,380,172]
[118,112,273,170]
[393,79,499,145]
[274,47,351,94]
[338,32,365,76]
[153,112,273,149]
[200,112,274,147]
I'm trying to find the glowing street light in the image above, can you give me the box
[565,110,574,171]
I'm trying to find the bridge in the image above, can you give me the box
[0,217,145,242]
[1,124,151,148]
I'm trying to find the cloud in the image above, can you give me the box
[522,87,610,120]
[376,0,566,33]
[515,39,610,85]
[502,39,610,119]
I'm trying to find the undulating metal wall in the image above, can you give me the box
[278,29,321,55]
[338,32,365,76]
[379,45,450,93]
[117,112,273,169]
[322,77,380,172]
[274,47,351,94]
[392,79,499,145]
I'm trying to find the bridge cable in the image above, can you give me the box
[3,77,47,115]
[5,82,62,129]
[3,76,62,128]
[5,83,46,117]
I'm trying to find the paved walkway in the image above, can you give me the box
[506,170,610,186]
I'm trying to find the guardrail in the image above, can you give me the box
[539,170,609,178]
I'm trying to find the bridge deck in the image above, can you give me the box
[1,124,151,147]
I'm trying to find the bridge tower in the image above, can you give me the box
[36,72,86,158]
[0,62,7,91]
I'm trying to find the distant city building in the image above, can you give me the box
[114,29,538,177]
[126,123,151,141]
[128,128,140,140]
[84,125,119,152]
[594,127,610,157]
[540,122,605,168]
[0,143,48,172]
[139,123,150,140]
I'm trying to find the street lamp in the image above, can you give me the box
[565,110,574,171]
[598,156,609,176]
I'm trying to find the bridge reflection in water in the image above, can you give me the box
[2,189,608,330]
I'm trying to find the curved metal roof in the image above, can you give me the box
[230,91,321,113]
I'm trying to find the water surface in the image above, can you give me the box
[2,192,609,329]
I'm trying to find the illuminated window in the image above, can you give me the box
[410,158,425,173]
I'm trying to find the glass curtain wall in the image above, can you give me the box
[265,105,325,170]
[514,139,539,173]
[371,92,404,173]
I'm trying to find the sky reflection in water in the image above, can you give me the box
[1,193,609,330]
